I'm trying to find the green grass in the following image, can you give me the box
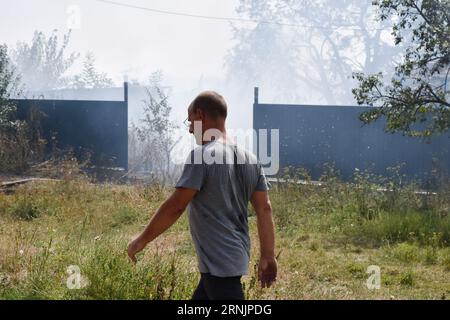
[0,173,449,300]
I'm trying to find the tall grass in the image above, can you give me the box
[0,166,449,300]
[270,167,450,248]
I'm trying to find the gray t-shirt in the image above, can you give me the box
[175,140,268,277]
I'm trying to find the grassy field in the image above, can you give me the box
[0,172,449,300]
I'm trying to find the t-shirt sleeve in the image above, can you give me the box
[175,150,206,191]
[255,165,269,191]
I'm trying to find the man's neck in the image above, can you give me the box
[202,128,234,145]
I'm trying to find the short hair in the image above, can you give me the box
[190,91,227,120]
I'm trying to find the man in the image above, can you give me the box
[128,91,277,300]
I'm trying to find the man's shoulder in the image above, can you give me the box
[184,146,205,165]
[235,145,259,165]
[184,141,259,165]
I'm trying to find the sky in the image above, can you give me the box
[3,1,442,176]
[0,0,262,136]
[0,0,239,86]
[1,0,263,162]
[0,0,400,134]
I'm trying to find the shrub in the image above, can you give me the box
[110,206,140,228]
[399,271,415,286]
[67,239,196,300]
[8,197,40,221]
[440,249,450,271]
[423,247,438,265]
[345,210,450,247]
[391,243,419,263]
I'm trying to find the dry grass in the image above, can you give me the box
[0,175,449,300]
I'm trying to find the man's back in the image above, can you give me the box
[128,90,276,300]
[176,140,268,277]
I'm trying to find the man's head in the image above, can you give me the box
[187,91,228,144]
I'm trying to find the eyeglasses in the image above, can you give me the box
[183,117,190,128]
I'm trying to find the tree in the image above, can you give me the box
[0,45,44,173]
[12,30,79,93]
[353,0,450,137]
[226,0,402,104]
[0,44,21,127]
[226,12,302,103]
[71,52,114,89]
[128,71,182,185]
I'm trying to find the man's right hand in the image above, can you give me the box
[258,256,277,288]
[127,236,147,264]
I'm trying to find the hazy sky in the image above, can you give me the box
[1,0,240,87]
[1,0,266,164]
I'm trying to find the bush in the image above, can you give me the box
[347,210,450,247]
[423,247,438,265]
[271,165,450,248]
[65,239,197,300]
[0,107,47,174]
[399,271,415,286]
[110,206,140,228]
[8,197,40,221]
[391,243,419,263]
[1,42,59,174]
[440,249,450,271]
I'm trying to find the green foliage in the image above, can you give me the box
[441,248,450,270]
[270,165,450,247]
[110,206,140,228]
[0,45,20,120]
[12,30,79,92]
[70,52,114,89]
[346,262,367,279]
[0,238,196,300]
[128,71,182,185]
[423,246,438,264]
[399,270,415,286]
[140,72,177,135]
[0,44,42,173]
[352,211,450,246]
[67,239,196,300]
[353,0,450,137]
[1,177,449,300]
[391,243,419,262]
[8,197,41,221]
[227,0,401,104]
[0,44,20,126]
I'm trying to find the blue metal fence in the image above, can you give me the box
[12,83,128,170]
[253,88,450,185]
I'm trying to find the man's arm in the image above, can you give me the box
[250,190,277,288]
[127,187,197,263]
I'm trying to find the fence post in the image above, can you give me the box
[124,82,128,171]
[253,87,259,157]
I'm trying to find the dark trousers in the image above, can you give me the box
[191,273,245,300]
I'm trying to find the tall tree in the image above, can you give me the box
[353,0,450,137]
[71,52,114,89]
[12,30,79,93]
[226,0,402,105]
[128,71,182,185]
[226,13,302,103]
[0,45,21,128]
[0,44,43,173]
